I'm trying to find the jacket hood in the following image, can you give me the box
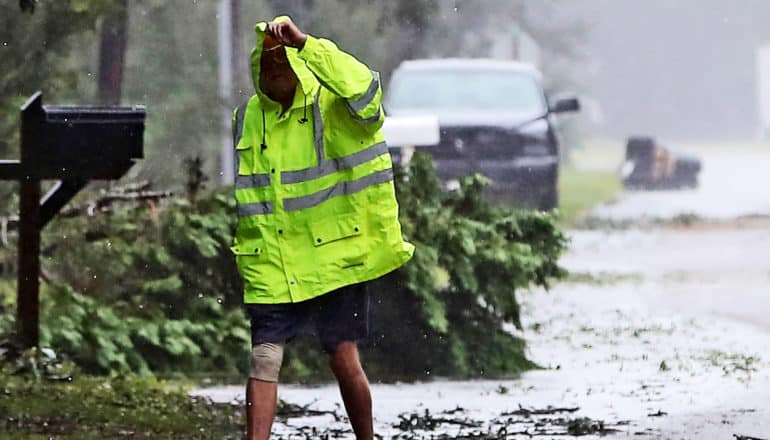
[251,16,318,101]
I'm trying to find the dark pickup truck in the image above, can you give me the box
[385,59,579,210]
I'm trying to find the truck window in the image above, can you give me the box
[389,69,546,116]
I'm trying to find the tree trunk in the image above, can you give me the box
[98,0,129,105]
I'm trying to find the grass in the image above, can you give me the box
[0,374,244,439]
[566,138,625,172]
[558,168,623,226]
[562,271,643,286]
[558,139,625,226]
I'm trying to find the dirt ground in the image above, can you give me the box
[195,147,770,439]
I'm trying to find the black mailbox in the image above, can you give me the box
[1,91,147,349]
[21,92,145,179]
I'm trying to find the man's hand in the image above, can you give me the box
[266,20,307,50]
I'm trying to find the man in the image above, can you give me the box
[230,16,414,440]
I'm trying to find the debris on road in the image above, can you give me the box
[621,136,701,190]
[500,404,580,417]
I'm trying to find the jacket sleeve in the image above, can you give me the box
[297,35,383,126]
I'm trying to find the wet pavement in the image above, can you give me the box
[194,149,770,438]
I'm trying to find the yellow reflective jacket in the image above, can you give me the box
[231,17,414,304]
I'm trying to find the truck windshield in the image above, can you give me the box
[388,69,546,115]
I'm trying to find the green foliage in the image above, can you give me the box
[30,190,250,378]
[363,154,567,378]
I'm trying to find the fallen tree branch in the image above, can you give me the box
[0,188,174,240]
[276,400,344,422]
[395,409,483,431]
[501,404,580,417]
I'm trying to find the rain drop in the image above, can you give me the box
[198,293,203,298]
[217,298,224,304]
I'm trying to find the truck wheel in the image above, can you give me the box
[539,176,559,211]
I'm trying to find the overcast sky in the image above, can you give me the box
[558,0,770,142]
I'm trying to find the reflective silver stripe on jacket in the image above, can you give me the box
[238,201,273,217]
[346,71,380,114]
[283,168,393,212]
[233,101,272,190]
[281,141,388,184]
[233,102,249,185]
[312,90,325,162]
[236,173,271,189]
[234,102,248,147]
[349,107,382,125]
[313,72,382,123]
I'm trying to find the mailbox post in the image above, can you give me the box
[0,92,144,348]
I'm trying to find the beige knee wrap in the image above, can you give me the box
[250,343,284,382]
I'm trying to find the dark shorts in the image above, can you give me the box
[245,282,370,353]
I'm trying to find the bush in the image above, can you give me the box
[1,154,567,381]
[363,154,566,378]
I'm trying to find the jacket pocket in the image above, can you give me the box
[231,239,270,292]
[236,142,253,176]
[310,214,368,269]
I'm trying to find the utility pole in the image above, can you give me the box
[218,0,234,184]
[231,0,247,100]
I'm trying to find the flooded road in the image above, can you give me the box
[565,222,770,331]
[194,149,770,438]
[525,225,770,438]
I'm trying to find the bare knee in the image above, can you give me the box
[329,341,364,379]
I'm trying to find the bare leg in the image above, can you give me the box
[329,341,373,440]
[246,378,277,440]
